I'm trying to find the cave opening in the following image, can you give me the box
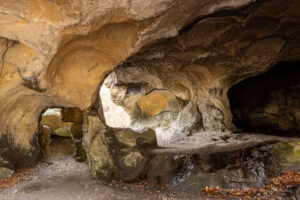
[38,107,86,162]
[99,73,131,128]
[228,61,300,136]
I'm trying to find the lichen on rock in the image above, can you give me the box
[83,111,157,181]
[0,167,14,180]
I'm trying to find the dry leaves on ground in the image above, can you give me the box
[0,167,36,192]
[200,171,300,199]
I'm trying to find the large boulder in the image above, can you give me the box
[40,113,72,137]
[83,114,157,181]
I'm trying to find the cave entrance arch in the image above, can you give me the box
[38,107,86,162]
[228,61,300,136]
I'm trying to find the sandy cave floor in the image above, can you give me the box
[0,137,298,200]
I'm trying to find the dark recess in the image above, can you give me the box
[228,61,300,136]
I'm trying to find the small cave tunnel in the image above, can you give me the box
[228,61,300,136]
[38,107,86,162]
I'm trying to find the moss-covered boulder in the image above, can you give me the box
[115,129,157,148]
[273,142,300,172]
[0,167,14,179]
[53,127,72,137]
[41,114,68,130]
[115,130,137,147]
[274,142,300,164]
[40,114,72,137]
[0,157,13,170]
[88,133,116,179]
[117,150,147,180]
[83,114,157,181]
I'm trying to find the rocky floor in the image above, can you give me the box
[0,137,201,200]
[0,137,299,200]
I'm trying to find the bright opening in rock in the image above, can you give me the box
[99,75,131,128]
[41,108,72,137]
[39,108,73,158]
[228,61,300,136]
[39,107,86,162]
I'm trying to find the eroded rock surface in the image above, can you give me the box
[83,109,157,181]
[0,0,300,174]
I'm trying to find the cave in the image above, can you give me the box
[228,61,300,136]
[1,0,300,199]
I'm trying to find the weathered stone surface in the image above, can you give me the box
[61,108,83,124]
[0,128,41,169]
[70,123,86,162]
[273,142,300,172]
[83,113,157,181]
[53,127,72,137]
[0,157,13,170]
[115,130,137,148]
[155,102,202,146]
[40,114,72,132]
[38,125,52,159]
[0,0,300,172]
[109,88,185,132]
[103,0,300,145]
[148,145,282,191]
[147,154,182,185]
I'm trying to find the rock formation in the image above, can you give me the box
[82,108,157,180]
[104,0,300,144]
[61,107,87,161]
[0,0,300,180]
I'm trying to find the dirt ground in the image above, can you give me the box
[0,137,201,200]
[0,137,297,200]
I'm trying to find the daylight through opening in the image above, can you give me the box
[99,73,131,128]
[39,107,86,162]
